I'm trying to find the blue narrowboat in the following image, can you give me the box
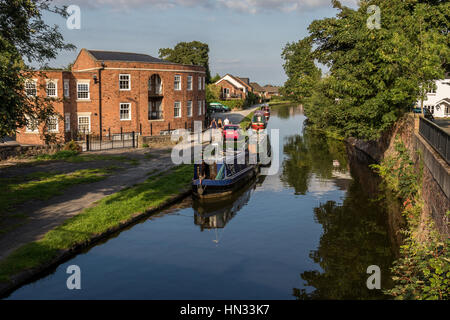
[192,150,258,199]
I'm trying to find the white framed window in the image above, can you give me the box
[119,74,131,90]
[198,76,202,91]
[202,76,205,90]
[174,75,181,90]
[187,100,192,117]
[47,115,59,133]
[427,84,436,94]
[198,100,202,116]
[120,103,131,120]
[46,80,57,97]
[77,82,90,100]
[64,80,70,98]
[65,113,70,132]
[203,100,206,115]
[187,76,193,91]
[78,115,90,133]
[25,80,37,97]
[174,101,181,118]
[25,115,39,133]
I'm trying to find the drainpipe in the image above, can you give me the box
[98,63,105,139]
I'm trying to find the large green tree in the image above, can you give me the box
[0,0,74,141]
[159,41,211,83]
[281,38,321,103]
[284,0,449,140]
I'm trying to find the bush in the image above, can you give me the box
[35,150,79,161]
[220,100,245,110]
[142,143,149,148]
[63,140,82,153]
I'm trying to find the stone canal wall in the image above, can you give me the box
[347,114,449,237]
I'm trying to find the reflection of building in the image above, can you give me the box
[17,49,206,144]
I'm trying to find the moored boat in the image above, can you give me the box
[192,150,258,199]
[251,111,267,131]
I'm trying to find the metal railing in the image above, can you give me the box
[67,130,138,152]
[419,117,450,164]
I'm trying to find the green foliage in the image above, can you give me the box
[206,84,221,103]
[371,138,449,300]
[35,150,79,161]
[142,143,149,148]
[281,38,321,103]
[62,140,82,153]
[219,99,245,110]
[245,91,260,107]
[159,41,211,82]
[0,0,75,140]
[371,139,419,201]
[285,0,449,140]
[210,73,221,83]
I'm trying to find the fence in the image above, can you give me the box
[419,117,450,165]
[67,130,138,152]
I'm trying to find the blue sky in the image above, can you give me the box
[45,0,358,86]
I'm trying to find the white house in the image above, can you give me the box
[418,75,450,118]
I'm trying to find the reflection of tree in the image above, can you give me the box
[293,174,395,300]
[281,129,348,195]
[274,104,291,119]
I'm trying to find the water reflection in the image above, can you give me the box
[193,177,266,233]
[281,128,350,195]
[278,129,396,299]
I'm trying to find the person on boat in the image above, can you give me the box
[223,117,230,126]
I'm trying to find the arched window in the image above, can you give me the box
[46,81,57,97]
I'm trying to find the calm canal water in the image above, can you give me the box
[6,104,400,300]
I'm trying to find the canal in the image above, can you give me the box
[6,104,400,300]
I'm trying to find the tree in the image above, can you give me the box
[206,83,221,103]
[159,41,211,83]
[210,73,221,83]
[285,0,449,140]
[0,0,75,141]
[281,38,321,103]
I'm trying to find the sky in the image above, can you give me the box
[44,0,359,86]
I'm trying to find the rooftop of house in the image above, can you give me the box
[263,85,279,93]
[250,82,264,92]
[238,77,250,85]
[86,49,173,64]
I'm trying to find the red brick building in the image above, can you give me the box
[16,49,207,145]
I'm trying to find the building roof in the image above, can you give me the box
[250,82,264,92]
[263,85,279,93]
[238,77,250,85]
[87,50,171,64]
[435,98,450,106]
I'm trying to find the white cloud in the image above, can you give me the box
[56,0,358,12]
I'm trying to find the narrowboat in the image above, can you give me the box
[251,111,267,131]
[261,105,270,121]
[192,150,258,199]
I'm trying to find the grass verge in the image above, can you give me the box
[0,167,118,217]
[34,150,139,165]
[240,111,256,130]
[0,164,193,282]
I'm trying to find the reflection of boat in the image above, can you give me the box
[193,179,256,232]
[192,150,259,199]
